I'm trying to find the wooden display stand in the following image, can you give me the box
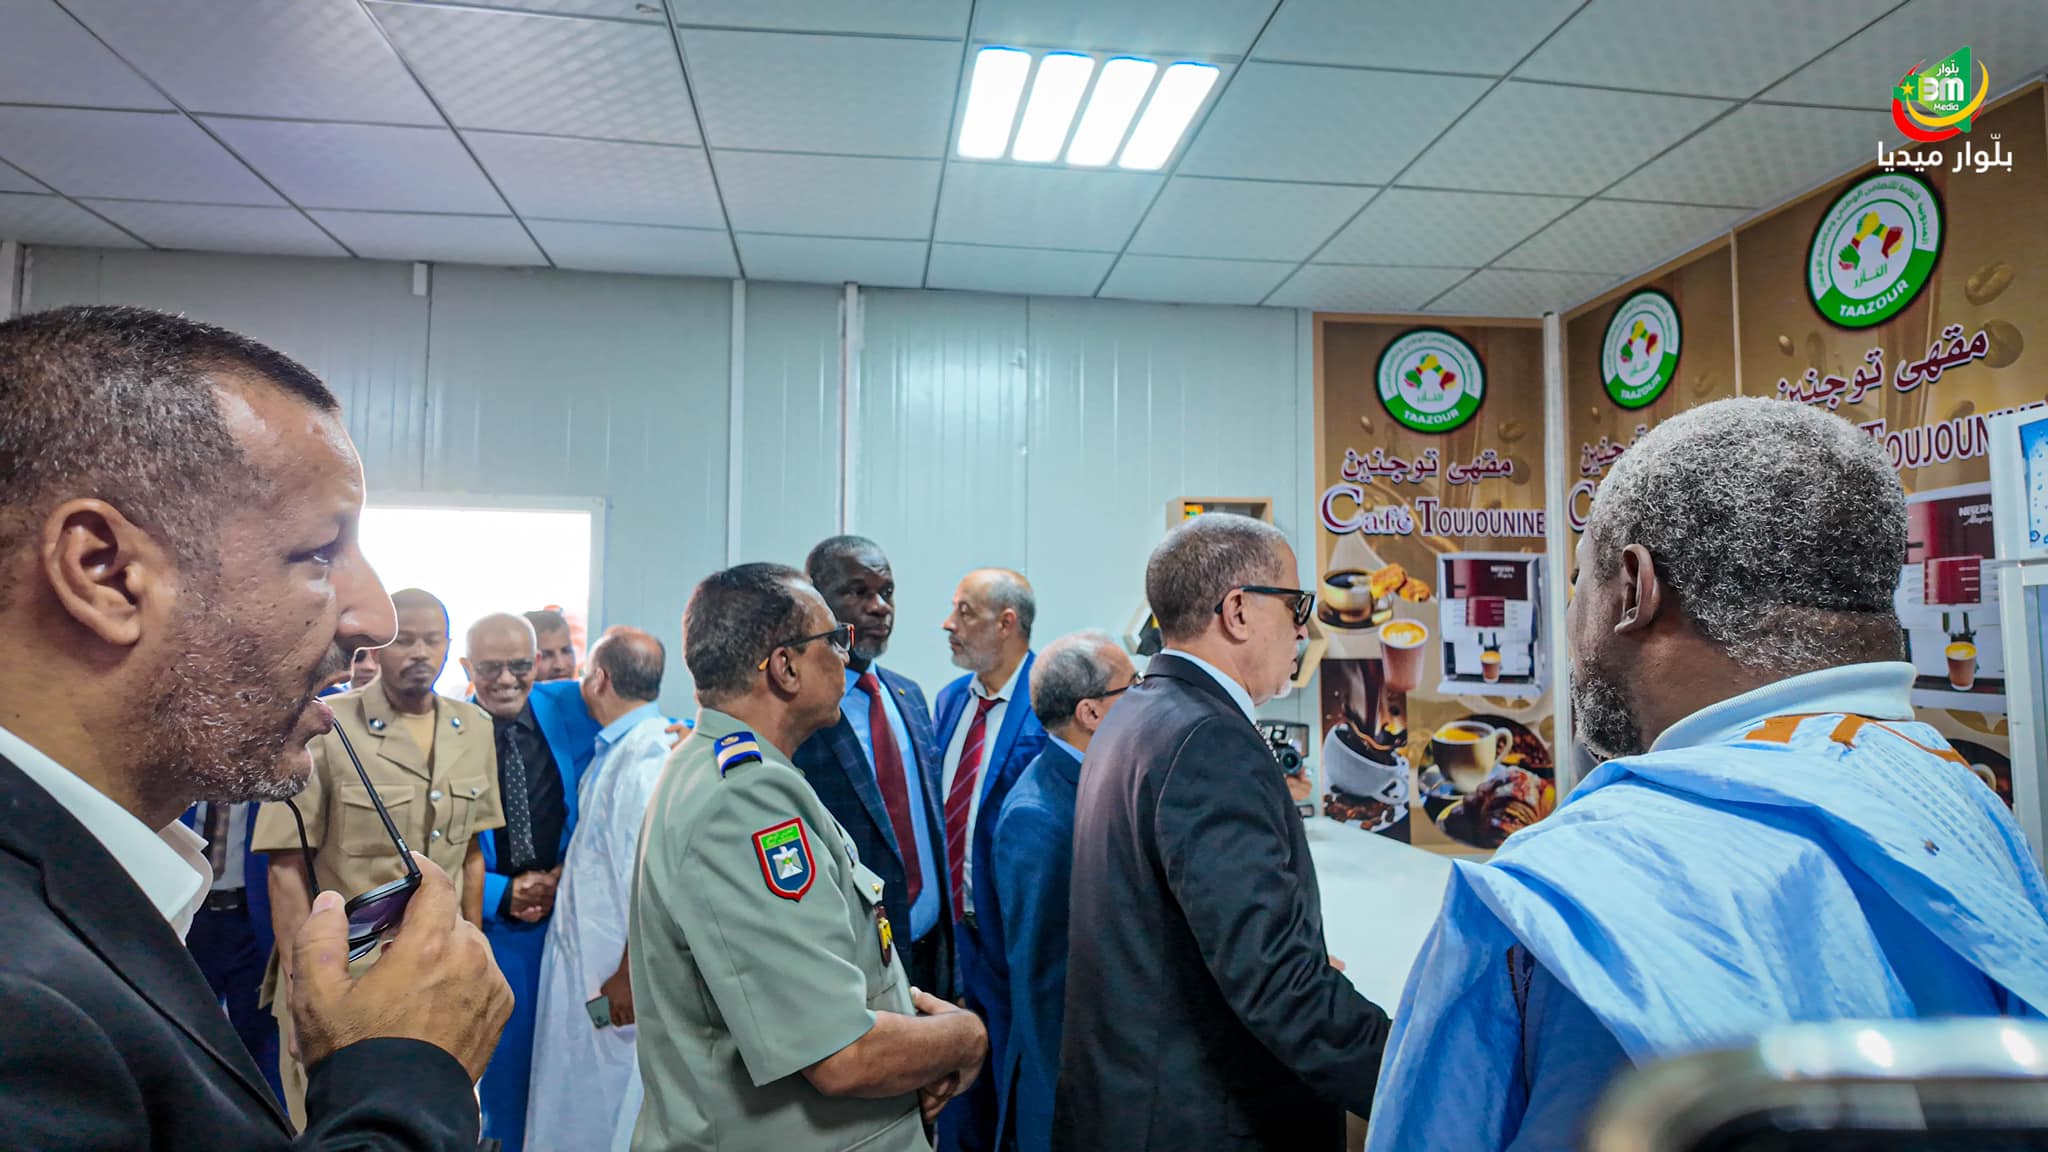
[1168,496,1272,529]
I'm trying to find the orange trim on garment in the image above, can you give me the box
[1742,713,1970,766]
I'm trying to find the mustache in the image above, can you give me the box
[311,646,353,694]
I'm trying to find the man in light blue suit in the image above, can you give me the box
[992,631,1136,1152]
[463,612,600,1152]
[933,568,1047,1152]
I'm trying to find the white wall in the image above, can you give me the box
[20,247,1312,724]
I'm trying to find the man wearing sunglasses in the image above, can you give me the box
[0,305,511,1149]
[632,563,988,1152]
[1059,513,1390,1152]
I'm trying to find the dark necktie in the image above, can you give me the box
[499,725,537,871]
[857,671,922,903]
[201,802,231,880]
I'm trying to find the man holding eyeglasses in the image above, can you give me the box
[1057,513,1391,1152]
[255,586,505,1127]
[990,630,1135,1152]
[633,563,988,1152]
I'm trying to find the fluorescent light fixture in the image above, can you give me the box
[958,47,1031,159]
[1065,56,1156,166]
[1010,52,1096,162]
[1118,61,1220,170]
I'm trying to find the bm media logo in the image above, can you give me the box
[1892,46,1989,143]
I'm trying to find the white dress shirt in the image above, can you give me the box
[0,723,211,939]
[1160,648,1260,727]
[940,657,1026,913]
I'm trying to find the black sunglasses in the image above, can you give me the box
[756,622,854,670]
[285,721,422,962]
[1216,585,1316,628]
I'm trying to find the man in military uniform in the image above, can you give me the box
[633,563,988,1152]
[253,586,503,1127]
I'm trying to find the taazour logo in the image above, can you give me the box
[1599,290,1680,409]
[1375,328,1485,434]
[1807,171,1943,329]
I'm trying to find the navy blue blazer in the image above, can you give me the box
[793,666,954,988]
[932,653,1047,1054]
[990,740,1081,1152]
[177,802,272,960]
[477,679,600,924]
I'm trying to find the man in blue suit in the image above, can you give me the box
[992,631,1136,1152]
[180,800,282,1104]
[934,568,1047,1152]
[462,612,600,1152]
[794,536,955,998]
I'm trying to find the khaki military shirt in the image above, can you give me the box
[631,707,928,1152]
[252,684,504,901]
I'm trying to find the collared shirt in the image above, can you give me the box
[583,700,665,810]
[1651,660,1916,753]
[0,723,210,939]
[843,666,940,940]
[941,657,1026,914]
[1047,734,1084,765]
[495,699,567,876]
[1160,649,1259,727]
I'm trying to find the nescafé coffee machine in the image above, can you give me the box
[1898,485,2003,710]
[1436,552,1547,699]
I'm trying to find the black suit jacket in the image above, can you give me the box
[1054,654,1389,1152]
[0,753,482,1150]
[793,665,955,996]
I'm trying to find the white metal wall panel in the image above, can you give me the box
[854,289,1030,696]
[22,247,432,488]
[738,281,842,568]
[422,265,730,713]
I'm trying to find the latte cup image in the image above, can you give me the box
[1431,721,1513,793]
[1946,641,1977,691]
[1379,619,1428,694]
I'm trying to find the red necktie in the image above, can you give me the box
[857,671,922,903]
[945,696,999,918]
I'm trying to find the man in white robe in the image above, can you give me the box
[526,627,675,1151]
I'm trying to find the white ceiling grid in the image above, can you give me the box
[0,0,2040,315]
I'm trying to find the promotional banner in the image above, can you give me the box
[1315,318,1555,855]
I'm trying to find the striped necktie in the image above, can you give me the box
[944,696,998,918]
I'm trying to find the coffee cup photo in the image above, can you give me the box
[1430,721,1513,794]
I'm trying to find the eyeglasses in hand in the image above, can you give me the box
[285,721,422,962]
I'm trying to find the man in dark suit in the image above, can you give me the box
[0,305,510,1148]
[992,630,1137,1152]
[180,799,282,1102]
[1058,514,1390,1152]
[934,568,1047,1152]
[794,536,954,996]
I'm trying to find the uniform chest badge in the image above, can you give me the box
[752,818,815,901]
[877,905,894,967]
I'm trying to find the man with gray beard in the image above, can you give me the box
[1369,398,2048,1152]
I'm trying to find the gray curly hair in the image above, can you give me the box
[1585,397,1905,675]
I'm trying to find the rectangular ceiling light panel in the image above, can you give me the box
[958,46,1031,159]
[958,49,1213,170]
[1119,62,1220,170]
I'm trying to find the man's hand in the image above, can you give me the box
[1328,954,1347,973]
[599,963,634,1027]
[666,720,690,751]
[289,854,513,1080]
[912,988,984,1096]
[509,868,560,922]
[918,1075,959,1124]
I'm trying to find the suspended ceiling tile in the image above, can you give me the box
[469,133,722,228]
[62,0,439,124]
[1498,200,1743,274]
[1763,0,2048,107]
[411,0,662,18]
[0,161,45,194]
[309,210,546,266]
[935,164,1161,251]
[926,243,1115,297]
[673,0,970,38]
[0,192,141,247]
[1181,64,1491,184]
[1607,103,1893,208]
[84,200,347,257]
[1254,0,1580,73]
[1266,263,1473,311]
[715,152,940,239]
[0,0,170,110]
[1400,81,1730,195]
[369,2,699,145]
[206,119,501,213]
[1517,0,1897,99]
[0,107,280,205]
[1426,268,1616,316]
[1130,177,1373,261]
[1099,255,1293,305]
[737,234,928,288]
[1318,188,1576,266]
[684,31,959,157]
[972,0,1272,57]
[526,220,739,277]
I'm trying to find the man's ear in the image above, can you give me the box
[42,499,162,649]
[1215,588,1254,642]
[1615,543,1663,636]
[763,649,801,697]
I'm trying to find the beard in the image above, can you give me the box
[143,597,349,811]
[1569,652,1645,764]
[850,632,890,665]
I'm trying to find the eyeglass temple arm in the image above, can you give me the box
[329,720,422,877]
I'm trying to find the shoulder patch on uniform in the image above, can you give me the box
[752,818,815,901]
[715,731,763,777]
